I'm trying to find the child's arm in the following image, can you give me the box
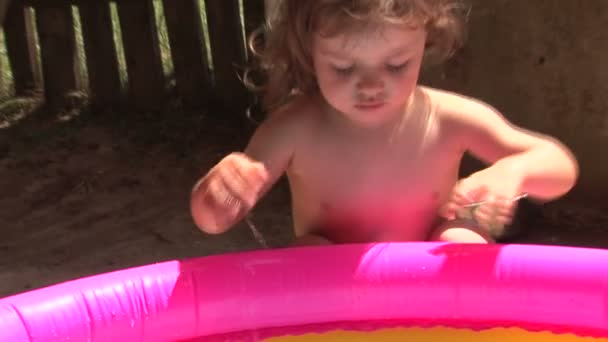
[190,106,299,234]
[440,90,579,202]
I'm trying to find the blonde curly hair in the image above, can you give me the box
[245,0,470,113]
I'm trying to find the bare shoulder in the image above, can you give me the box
[419,86,554,163]
[244,95,318,172]
[420,86,503,128]
[247,95,317,148]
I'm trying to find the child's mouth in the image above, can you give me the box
[355,102,385,110]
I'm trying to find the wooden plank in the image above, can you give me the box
[23,0,74,5]
[0,55,3,98]
[77,1,122,107]
[4,0,41,96]
[0,0,9,96]
[0,0,8,97]
[0,0,10,97]
[204,0,248,113]
[115,0,165,111]
[162,0,210,107]
[35,2,81,107]
[0,0,10,26]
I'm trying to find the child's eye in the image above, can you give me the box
[332,65,354,76]
[386,62,408,73]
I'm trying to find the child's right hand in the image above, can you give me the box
[190,152,269,234]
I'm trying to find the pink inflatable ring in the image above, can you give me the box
[1,242,607,341]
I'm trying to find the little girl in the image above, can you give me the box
[190,0,578,245]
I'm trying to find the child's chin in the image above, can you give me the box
[351,109,399,126]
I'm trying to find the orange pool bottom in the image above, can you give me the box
[265,327,608,342]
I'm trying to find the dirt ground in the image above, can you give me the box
[1,99,607,299]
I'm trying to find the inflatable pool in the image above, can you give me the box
[1,242,607,341]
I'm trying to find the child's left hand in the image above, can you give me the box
[439,165,526,232]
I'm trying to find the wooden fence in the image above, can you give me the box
[0,0,266,114]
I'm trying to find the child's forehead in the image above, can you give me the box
[314,23,426,55]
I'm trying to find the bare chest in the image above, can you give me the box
[287,129,462,240]
[295,130,457,203]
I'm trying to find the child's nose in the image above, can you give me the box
[356,74,384,96]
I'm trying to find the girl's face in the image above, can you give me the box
[312,22,427,127]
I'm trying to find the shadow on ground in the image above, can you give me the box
[0,100,606,298]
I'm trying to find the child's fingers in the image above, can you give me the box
[496,198,517,224]
[439,201,459,220]
[494,213,513,226]
[472,206,490,228]
[225,154,269,195]
[217,185,243,223]
[206,176,242,213]
[441,188,472,219]
[440,186,477,220]
[229,153,269,185]
[194,176,241,228]
[473,196,516,230]
[441,180,485,220]
[464,184,489,203]
[471,193,497,225]
[221,162,257,207]
[451,190,472,206]
[241,161,270,195]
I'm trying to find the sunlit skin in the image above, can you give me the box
[190,23,578,245]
